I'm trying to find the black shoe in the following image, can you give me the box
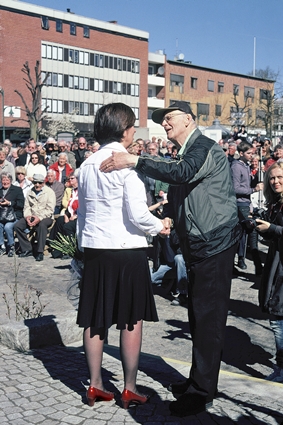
[168,379,190,395]
[237,257,247,270]
[61,254,71,260]
[7,246,15,257]
[18,250,33,258]
[35,253,44,261]
[169,393,213,417]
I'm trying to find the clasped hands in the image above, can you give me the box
[159,217,171,238]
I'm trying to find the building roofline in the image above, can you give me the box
[167,59,275,83]
[1,0,149,42]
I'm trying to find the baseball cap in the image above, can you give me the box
[152,101,196,124]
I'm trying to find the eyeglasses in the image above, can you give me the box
[162,112,186,123]
[16,172,25,175]
[34,182,44,185]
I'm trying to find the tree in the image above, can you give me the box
[40,112,79,139]
[12,61,49,140]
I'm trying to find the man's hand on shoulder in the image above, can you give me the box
[100,152,137,172]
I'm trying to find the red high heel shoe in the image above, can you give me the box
[86,386,114,406]
[121,388,149,409]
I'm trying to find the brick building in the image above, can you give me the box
[0,0,276,143]
[0,0,148,142]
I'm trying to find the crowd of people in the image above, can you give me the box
[0,101,283,417]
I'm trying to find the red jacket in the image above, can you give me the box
[48,162,73,183]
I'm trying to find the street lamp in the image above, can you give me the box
[0,87,5,142]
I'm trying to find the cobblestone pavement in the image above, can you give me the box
[0,245,283,424]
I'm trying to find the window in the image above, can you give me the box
[58,47,63,61]
[41,44,47,58]
[58,74,63,87]
[58,100,63,114]
[46,73,52,86]
[131,84,135,96]
[109,81,113,93]
[99,80,103,92]
[74,76,79,89]
[244,86,255,101]
[215,105,221,117]
[218,82,224,93]
[84,52,89,65]
[191,77,197,89]
[148,88,153,97]
[69,101,74,113]
[127,84,131,95]
[63,75,68,88]
[90,104,94,116]
[122,83,127,95]
[94,79,99,91]
[148,65,154,75]
[260,89,271,100]
[63,101,68,113]
[84,78,89,90]
[52,100,58,113]
[90,53,94,66]
[69,49,74,62]
[114,57,118,70]
[109,56,113,69]
[104,56,109,68]
[197,103,209,116]
[127,60,132,72]
[41,16,49,30]
[256,109,265,123]
[233,84,239,96]
[135,85,139,97]
[207,80,214,92]
[83,26,89,38]
[133,107,139,119]
[52,73,58,86]
[52,46,58,60]
[95,54,99,67]
[104,80,109,92]
[84,103,89,116]
[70,23,76,35]
[47,45,52,59]
[248,109,253,119]
[79,102,84,115]
[41,71,46,83]
[135,61,140,73]
[90,78,94,91]
[74,50,79,64]
[113,82,117,94]
[117,58,122,71]
[170,74,184,92]
[99,55,104,67]
[69,75,73,89]
[123,59,127,71]
[79,77,84,90]
[117,82,122,94]
[79,51,84,64]
[46,99,52,112]
[56,20,62,32]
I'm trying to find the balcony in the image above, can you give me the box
[148,74,165,87]
[147,97,165,109]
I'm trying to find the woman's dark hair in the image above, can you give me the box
[30,151,43,164]
[93,103,136,145]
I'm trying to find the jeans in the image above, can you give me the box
[0,220,17,246]
[151,253,188,294]
[270,318,283,368]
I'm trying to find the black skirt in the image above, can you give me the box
[77,248,158,331]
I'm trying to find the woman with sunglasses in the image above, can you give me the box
[26,151,47,181]
[14,166,34,198]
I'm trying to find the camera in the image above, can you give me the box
[241,207,267,233]
[30,216,35,223]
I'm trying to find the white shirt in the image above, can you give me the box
[77,142,163,249]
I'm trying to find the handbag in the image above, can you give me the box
[0,205,16,223]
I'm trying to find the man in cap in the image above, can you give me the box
[14,173,56,261]
[100,101,241,417]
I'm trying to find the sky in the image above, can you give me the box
[23,0,283,91]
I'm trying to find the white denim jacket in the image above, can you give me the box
[77,142,163,249]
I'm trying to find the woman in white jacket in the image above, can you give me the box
[77,103,168,409]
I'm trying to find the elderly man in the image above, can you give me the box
[74,137,87,168]
[45,169,64,214]
[14,173,56,261]
[100,101,241,417]
[49,140,76,170]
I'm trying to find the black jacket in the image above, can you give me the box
[136,129,241,264]
[0,184,25,220]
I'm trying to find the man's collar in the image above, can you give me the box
[178,128,199,156]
